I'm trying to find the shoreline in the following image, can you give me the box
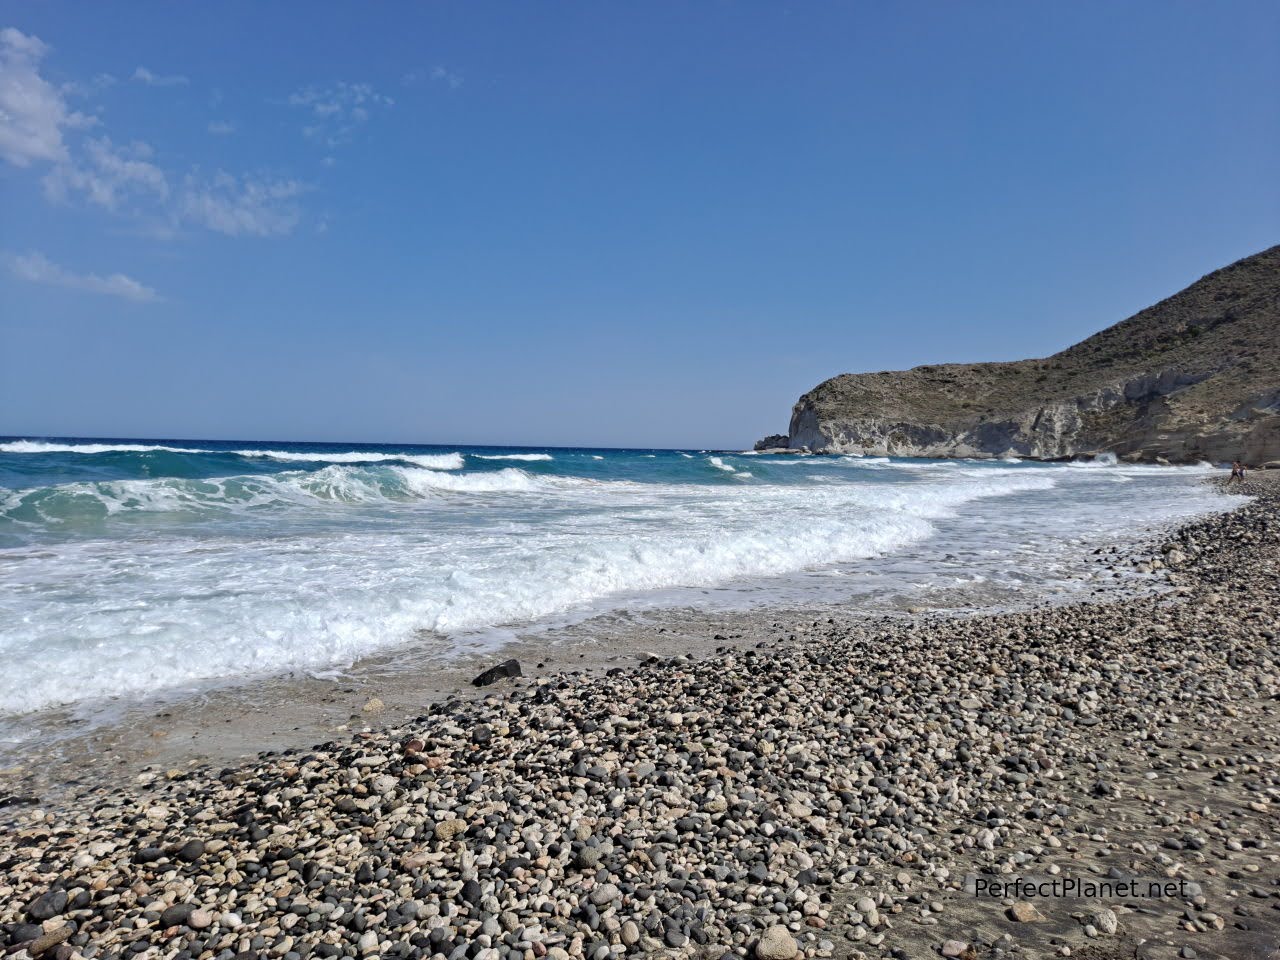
[0,492,1219,806]
[2,474,1278,960]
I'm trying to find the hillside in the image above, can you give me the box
[762,245,1280,463]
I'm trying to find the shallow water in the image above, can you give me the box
[0,437,1241,720]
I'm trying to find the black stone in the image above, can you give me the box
[8,924,44,946]
[471,659,522,687]
[177,840,205,862]
[27,890,68,922]
[160,903,198,928]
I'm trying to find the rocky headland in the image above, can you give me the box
[2,474,1279,960]
[759,246,1280,463]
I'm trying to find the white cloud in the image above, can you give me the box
[3,29,316,241]
[430,66,463,89]
[402,66,463,89]
[132,66,188,87]
[7,250,160,302]
[0,27,96,167]
[286,81,391,146]
[179,171,306,237]
[44,136,168,210]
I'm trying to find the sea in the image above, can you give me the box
[0,437,1242,722]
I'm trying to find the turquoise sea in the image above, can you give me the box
[0,437,1238,717]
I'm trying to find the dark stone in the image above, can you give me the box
[160,903,198,928]
[176,840,205,862]
[27,890,68,922]
[471,659,522,687]
[9,923,44,946]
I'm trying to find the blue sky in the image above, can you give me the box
[1,2,1276,448]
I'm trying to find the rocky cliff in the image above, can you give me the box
[761,245,1280,463]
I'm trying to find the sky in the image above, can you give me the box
[1,3,1277,449]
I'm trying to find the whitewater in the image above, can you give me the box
[0,437,1240,718]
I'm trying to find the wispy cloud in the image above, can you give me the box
[0,27,97,168]
[44,136,168,210]
[431,66,463,89]
[132,66,188,87]
[179,171,307,237]
[286,81,392,147]
[402,66,464,89]
[2,28,311,240]
[7,250,160,302]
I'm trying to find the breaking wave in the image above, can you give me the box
[0,439,1239,717]
[0,464,568,526]
[0,440,465,471]
[233,449,464,470]
[0,440,209,455]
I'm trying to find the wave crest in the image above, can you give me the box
[0,440,209,455]
[233,449,464,470]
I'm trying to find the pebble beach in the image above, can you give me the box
[2,474,1278,960]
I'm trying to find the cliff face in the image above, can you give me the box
[765,245,1280,463]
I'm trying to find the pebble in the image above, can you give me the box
[1008,902,1045,923]
[1090,908,1118,936]
[755,924,798,960]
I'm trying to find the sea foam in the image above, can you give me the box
[232,449,465,470]
[0,440,211,455]
[0,444,1237,717]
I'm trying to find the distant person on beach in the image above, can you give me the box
[1229,460,1245,483]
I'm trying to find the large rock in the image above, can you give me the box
[753,434,790,451]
